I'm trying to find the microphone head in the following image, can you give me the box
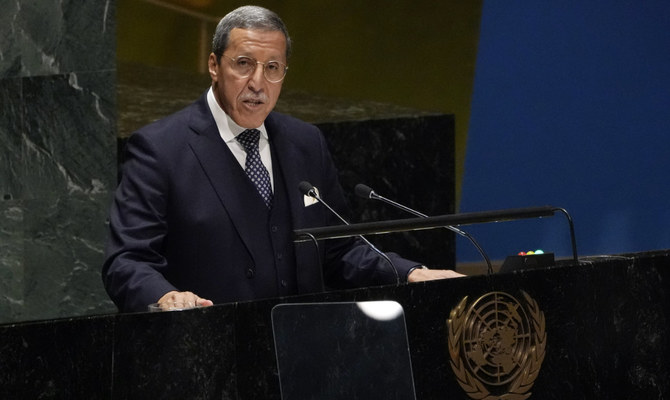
[354,183,374,199]
[298,181,316,196]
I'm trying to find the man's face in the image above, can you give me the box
[208,28,287,129]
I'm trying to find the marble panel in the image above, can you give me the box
[0,201,24,322]
[2,0,115,78]
[232,299,283,399]
[0,71,118,324]
[22,193,117,321]
[112,306,238,399]
[0,75,26,323]
[0,315,114,399]
[0,1,22,78]
[0,0,117,324]
[21,71,116,198]
[318,116,455,267]
[0,78,23,198]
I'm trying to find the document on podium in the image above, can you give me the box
[271,301,417,400]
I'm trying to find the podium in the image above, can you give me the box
[1,249,669,399]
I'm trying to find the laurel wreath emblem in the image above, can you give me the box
[447,291,546,400]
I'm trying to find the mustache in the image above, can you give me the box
[239,92,268,103]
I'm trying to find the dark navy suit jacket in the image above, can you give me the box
[103,92,419,312]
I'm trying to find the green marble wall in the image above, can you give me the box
[0,1,118,323]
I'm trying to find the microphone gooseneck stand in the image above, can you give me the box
[298,181,401,286]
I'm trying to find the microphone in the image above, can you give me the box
[298,181,318,198]
[355,183,493,276]
[299,181,400,285]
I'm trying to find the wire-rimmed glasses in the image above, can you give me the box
[224,55,288,83]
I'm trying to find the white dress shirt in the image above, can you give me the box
[206,87,274,190]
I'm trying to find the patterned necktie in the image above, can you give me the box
[236,129,273,208]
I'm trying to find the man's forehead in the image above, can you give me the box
[227,28,287,57]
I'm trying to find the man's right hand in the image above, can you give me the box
[156,290,214,310]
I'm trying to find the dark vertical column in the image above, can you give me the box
[0,0,117,323]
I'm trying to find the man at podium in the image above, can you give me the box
[102,5,462,312]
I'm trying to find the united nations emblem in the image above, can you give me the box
[447,291,546,399]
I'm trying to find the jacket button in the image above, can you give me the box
[246,268,255,278]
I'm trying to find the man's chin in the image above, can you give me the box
[234,115,267,129]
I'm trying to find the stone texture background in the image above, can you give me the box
[0,0,118,323]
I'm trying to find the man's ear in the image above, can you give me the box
[208,53,219,82]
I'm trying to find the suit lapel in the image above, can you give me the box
[186,94,269,263]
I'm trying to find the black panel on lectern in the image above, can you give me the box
[271,301,416,400]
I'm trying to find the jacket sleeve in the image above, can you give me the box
[102,132,178,312]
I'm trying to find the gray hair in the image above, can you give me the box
[212,6,292,61]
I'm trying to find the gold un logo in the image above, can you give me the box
[447,291,547,400]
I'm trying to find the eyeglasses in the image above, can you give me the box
[223,55,288,83]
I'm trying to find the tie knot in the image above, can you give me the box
[236,129,261,152]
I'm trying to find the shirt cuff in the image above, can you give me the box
[406,265,428,281]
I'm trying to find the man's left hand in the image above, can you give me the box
[408,268,465,283]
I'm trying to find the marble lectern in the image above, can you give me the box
[0,250,668,399]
